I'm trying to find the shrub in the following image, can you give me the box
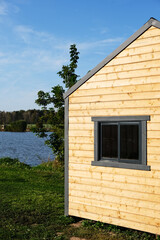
[5,120,27,132]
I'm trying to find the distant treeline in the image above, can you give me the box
[0,109,45,125]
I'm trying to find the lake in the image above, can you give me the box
[0,132,54,166]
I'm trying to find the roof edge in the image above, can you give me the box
[64,17,160,99]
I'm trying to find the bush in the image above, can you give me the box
[5,120,27,132]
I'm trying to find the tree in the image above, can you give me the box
[34,44,79,162]
[5,120,27,132]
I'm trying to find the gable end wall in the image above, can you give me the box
[68,26,160,235]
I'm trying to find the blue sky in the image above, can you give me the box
[0,0,160,111]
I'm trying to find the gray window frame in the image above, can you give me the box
[91,116,151,171]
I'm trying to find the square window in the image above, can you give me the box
[92,116,150,171]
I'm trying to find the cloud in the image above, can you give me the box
[14,25,55,45]
[1,23,124,77]
[90,27,109,35]
[0,0,19,16]
[0,24,124,95]
[14,24,123,65]
[55,37,123,54]
[0,1,8,15]
[0,14,124,111]
[0,24,69,75]
[100,28,108,34]
[77,37,123,51]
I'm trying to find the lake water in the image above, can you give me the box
[0,132,54,166]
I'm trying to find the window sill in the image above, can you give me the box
[91,160,151,171]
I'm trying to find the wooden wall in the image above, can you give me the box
[68,26,160,235]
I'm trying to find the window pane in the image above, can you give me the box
[101,124,118,159]
[120,124,139,160]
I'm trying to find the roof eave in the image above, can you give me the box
[64,17,160,99]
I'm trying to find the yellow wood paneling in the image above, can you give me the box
[69,136,94,144]
[118,43,160,57]
[93,67,160,82]
[136,26,160,38]
[71,82,160,98]
[69,123,93,130]
[69,209,160,235]
[69,143,160,158]
[69,175,160,195]
[69,189,160,212]
[69,122,160,131]
[69,157,160,172]
[69,99,160,111]
[69,206,160,235]
[68,169,160,186]
[69,202,160,227]
[69,108,160,117]
[69,195,160,219]
[77,76,160,90]
[68,26,160,235]
[69,149,94,158]
[69,143,94,151]
[97,59,160,75]
[70,89,160,103]
[108,51,160,67]
[69,115,160,124]
[69,129,93,137]
[126,35,160,49]
[148,138,160,146]
[70,183,160,203]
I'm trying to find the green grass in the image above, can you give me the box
[0,158,73,239]
[27,124,53,131]
[0,158,158,240]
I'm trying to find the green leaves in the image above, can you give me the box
[51,85,65,108]
[5,120,27,132]
[58,44,79,89]
[35,91,51,107]
[45,130,64,162]
[34,44,80,163]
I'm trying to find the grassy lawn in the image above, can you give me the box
[0,158,158,240]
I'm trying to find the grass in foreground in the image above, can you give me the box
[0,158,73,239]
[0,158,158,240]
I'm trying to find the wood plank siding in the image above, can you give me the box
[68,26,160,235]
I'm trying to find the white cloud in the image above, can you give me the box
[14,25,55,45]
[0,23,124,78]
[30,49,68,72]
[0,24,124,96]
[55,37,123,53]
[90,26,109,35]
[15,25,34,33]
[0,1,8,15]
[77,37,123,51]
[0,1,20,16]
[100,28,108,34]
[0,14,125,111]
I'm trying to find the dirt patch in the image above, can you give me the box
[70,221,83,228]
[70,237,87,240]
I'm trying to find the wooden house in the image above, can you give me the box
[64,18,160,235]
